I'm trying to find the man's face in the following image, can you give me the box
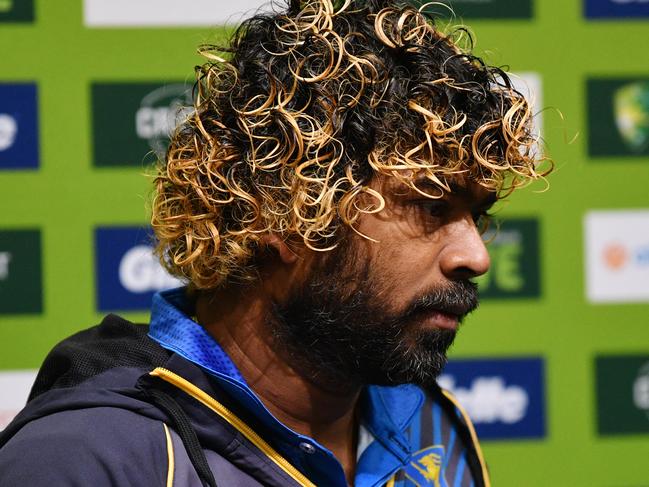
[272,177,495,390]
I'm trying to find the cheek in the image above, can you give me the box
[355,203,447,296]
[368,240,442,301]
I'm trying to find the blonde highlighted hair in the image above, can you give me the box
[152,0,550,289]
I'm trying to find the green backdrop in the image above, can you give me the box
[1,1,648,485]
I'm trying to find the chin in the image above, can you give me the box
[362,341,452,388]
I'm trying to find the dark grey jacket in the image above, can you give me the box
[0,315,489,487]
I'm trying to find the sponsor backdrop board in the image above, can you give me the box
[414,0,534,19]
[585,0,649,19]
[475,218,541,299]
[588,78,649,157]
[0,229,42,314]
[1,1,648,486]
[585,210,649,303]
[94,226,182,311]
[595,355,649,435]
[439,357,546,440]
[0,83,39,170]
[0,0,34,23]
[92,82,192,167]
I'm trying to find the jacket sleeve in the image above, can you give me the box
[0,406,169,486]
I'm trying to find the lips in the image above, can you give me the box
[422,309,460,331]
[404,281,478,331]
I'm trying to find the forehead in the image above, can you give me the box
[374,173,498,206]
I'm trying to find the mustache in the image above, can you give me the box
[401,280,479,324]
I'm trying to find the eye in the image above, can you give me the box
[472,210,493,233]
[421,199,450,218]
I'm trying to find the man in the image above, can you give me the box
[0,0,548,485]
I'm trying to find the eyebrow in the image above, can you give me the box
[414,179,498,208]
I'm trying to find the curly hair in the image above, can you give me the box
[152,0,550,289]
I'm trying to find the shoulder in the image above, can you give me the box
[0,406,169,486]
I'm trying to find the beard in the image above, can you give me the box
[270,239,479,392]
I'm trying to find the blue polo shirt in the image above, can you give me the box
[149,288,475,487]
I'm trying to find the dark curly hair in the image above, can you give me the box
[152,0,550,289]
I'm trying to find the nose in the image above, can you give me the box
[438,216,491,281]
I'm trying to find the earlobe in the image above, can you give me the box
[262,234,299,265]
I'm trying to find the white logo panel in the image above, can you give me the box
[511,72,543,155]
[0,370,38,431]
[84,0,270,27]
[585,210,649,303]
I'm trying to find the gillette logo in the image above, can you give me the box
[440,357,546,439]
[118,244,179,293]
[585,0,649,18]
[437,375,529,424]
[0,114,17,151]
[0,83,39,170]
[95,226,183,311]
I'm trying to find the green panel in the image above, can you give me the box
[476,218,540,299]
[92,82,191,167]
[588,78,649,157]
[596,355,649,435]
[414,0,533,19]
[0,0,34,22]
[0,229,42,314]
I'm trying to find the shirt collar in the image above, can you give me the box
[149,287,425,487]
[149,287,245,384]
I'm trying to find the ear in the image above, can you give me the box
[261,234,299,265]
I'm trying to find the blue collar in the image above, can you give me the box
[149,288,425,487]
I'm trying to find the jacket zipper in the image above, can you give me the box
[150,367,317,487]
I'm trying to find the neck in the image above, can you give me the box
[196,283,361,484]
